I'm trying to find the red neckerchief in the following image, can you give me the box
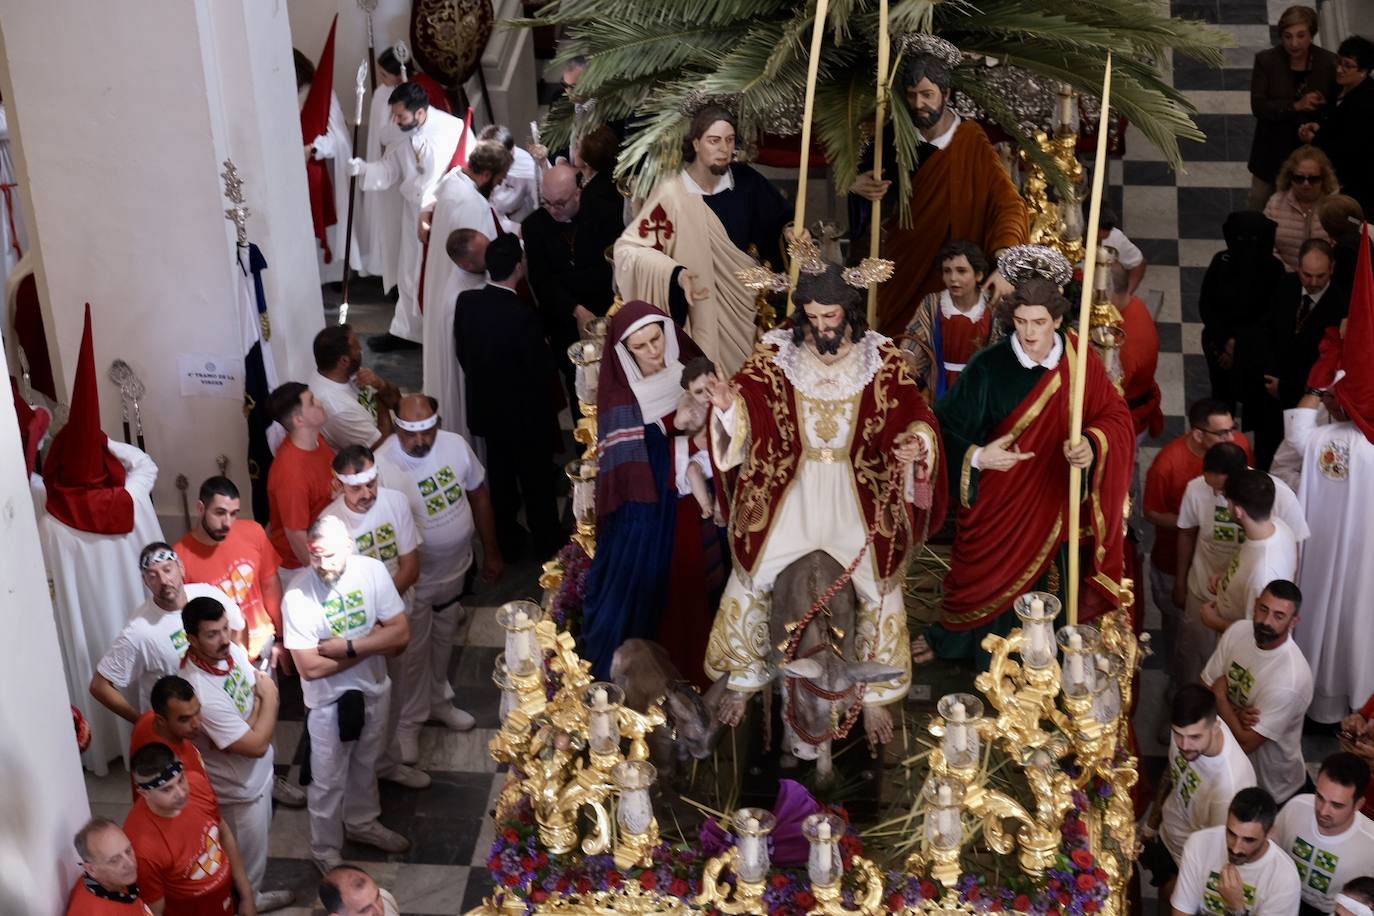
[183,649,232,677]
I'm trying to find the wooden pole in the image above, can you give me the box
[865,0,890,327]
[1066,53,1113,627]
[786,0,831,295]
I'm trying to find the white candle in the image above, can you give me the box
[582,341,595,360]
[1026,598,1050,660]
[809,820,835,885]
[1030,596,1045,616]
[1058,91,1074,128]
[593,687,608,708]
[738,816,762,879]
[949,701,968,755]
[1067,631,1085,687]
[935,785,959,843]
[620,789,653,834]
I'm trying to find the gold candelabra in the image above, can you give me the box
[1019,88,1087,265]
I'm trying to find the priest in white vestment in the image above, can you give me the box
[349,81,464,344]
[359,58,404,288]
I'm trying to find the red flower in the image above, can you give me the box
[556,876,571,892]
[772,874,791,889]
[920,880,940,900]
[576,877,592,895]
[530,889,548,903]
[639,872,658,891]
[1048,879,1061,890]
[487,855,501,871]
[989,901,1004,912]
[795,891,816,908]
[536,851,549,867]
[889,893,907,911]
[1077,874,1096,891]
[1093,867,1107,880]
[1058,891,1072,905]
[502,827,520,843]
[670,877,690,897]
[502,874,520,887]
[1013,894,1032,911]
[607,871,623,888]
[1085,901,1101,913]
[1073,820,1089,837]
[1071,850,1095,869]
[519,855,535,871]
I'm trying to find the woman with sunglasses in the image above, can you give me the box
[1300,36,1374,218]
[1262,145,1338,272]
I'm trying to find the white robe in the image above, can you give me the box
[358,106,464,342]
[489,146,540,233]
[359,87,402,290]
[420,168,496,441]
[305,92,363,284]
[1285,407,1374,722]
[34,441,164,775]
[0,104,27,293]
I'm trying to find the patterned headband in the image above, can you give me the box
[997,244,1074,289]
[139,548,179,570]
[135,758,183,791]
[394,413,438,432]
[335,465,378,486]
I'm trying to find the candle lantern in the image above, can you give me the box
[731,808,777,885]
[566,338,604,407]
[1090,651,1123,724]
[1013,591,1060,669]
[937,692,983,770]
[565,458,598,530]
[612,760,658,869]
[492,653,518,724]
[801,812,847,887]
[585,316,609,341]
[923,778,966,851]
[583,682,624,757]
[1056,624,1102,699]
[496,600,542,679]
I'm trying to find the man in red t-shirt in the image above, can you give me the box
[1143,399,1253,683]
[129,675,208,792]
[66,818,152,915]
[266,383,337,569]
[123,742,256,916]
[1341,694,1374,818]
[1110,260,1163,439]
[176,475,286,667]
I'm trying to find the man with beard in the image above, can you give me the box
[308,324,401,451]
[90,544,244,722]
[615,105,790,375]
[180,597,293,912]
[129,676,209,789]
[348,80,465,351]
[1273,752,1374,915]
[1202,580,1315,805]
[282,515,412,874]
[375,395,502,735]
[66,818,151,916]
[176,476,286,670]
[703,264,945,749]
[1140,685,1256,896]
[849,36,1028,335]
[1171,787,1301,916]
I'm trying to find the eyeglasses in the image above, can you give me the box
[1193,425,1237,437]
[1335,58,1362,71]
[1290,174,1322,184]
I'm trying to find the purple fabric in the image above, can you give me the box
[697,779,823,867]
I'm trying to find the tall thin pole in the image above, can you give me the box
[785,0,832,294]
[1066,54,1113,626]
[865,0,890,327]
[339,60,368,326]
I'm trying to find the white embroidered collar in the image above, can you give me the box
[680,167,734,196]
[939,289,987,322]
[1010,331,1063,370]
[762,328,885,400]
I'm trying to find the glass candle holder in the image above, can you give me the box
[1056,624,1102,699]
[937,693,983,770]
[585,316,609,341]
[496,600,542,678]
[567,338,603,406]
[731,808,776,884]
[612,760,656,836]
[1013,591,1060,669]
[802,812,846,887]
[492,653,518,724]
[923,778,966,851]
[565,458,598,528]
[584,682,624,756]
[1090,652,1123,724]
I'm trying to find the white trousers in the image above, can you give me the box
[219,787,271,889]
[306,686,389,860]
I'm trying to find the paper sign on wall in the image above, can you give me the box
[178,354,244,400]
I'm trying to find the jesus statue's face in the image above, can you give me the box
[692,120,736,176]
[625,322,667,376]
[1011,304,1063,363]
[906,77,947,129]
[803,302,849,356]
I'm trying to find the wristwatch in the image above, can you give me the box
[346,639,357,659]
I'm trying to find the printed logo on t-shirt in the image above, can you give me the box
[1218,552,1242,598]
[1290,835,1339,895]
[1225,661,1255,707]
[1203,871,1257,916]
[355,523,399,563]
[222,664,253,716]
[184,821,225,881]
[357,387,378,420]
[215,561,262,615]
[1173,754,1201,808]
[1318,439,1350,480]
[417,466,465,517]
[170,628,188,654]
[322,590,369,636]
[1211,505,1243,544]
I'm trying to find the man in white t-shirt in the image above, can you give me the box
[1094,210,1148,295]
[1273,752,1374,915]
[180,595,292,912]
[375,394,503,739]
[1176,444,1309,685]
[90,542,245,722]
[1202,580,1315,804]
[1201,469,1299,634]
[1171,787,1302,916]
[282,515,411,874]
[1144,684,1258,893]
[309,324,402,451]
[322,445,429,785]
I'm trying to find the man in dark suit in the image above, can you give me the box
[1240,238,1348,467]
[521,162,625,411]
[453,235,565,559]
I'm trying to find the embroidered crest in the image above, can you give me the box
[1318,438,1349,480]
[637,203,674,252]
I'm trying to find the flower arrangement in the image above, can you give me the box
[547,542,591,634]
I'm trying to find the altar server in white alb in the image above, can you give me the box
[349,81,464,348]
[282,515,411,873]
[358,48,407,290]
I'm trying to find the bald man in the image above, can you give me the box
[375,395,502,757]
[522,162,623,410]
[318,864,400,916]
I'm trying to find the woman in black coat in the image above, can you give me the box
[1301,36,1374,216]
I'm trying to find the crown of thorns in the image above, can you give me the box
[997,244,1074,288]
[736,235,894,293]
[897,33,962,68]
[678,89,742,120]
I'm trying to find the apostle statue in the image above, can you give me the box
[850,35,1029,336]
[614,105,791,376]
[703,262,946,746]
[914,246,1134,667]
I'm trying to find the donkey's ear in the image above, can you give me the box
[778,657,825,680]
[845,661,905,684]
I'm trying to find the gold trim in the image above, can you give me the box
[1007,372,1063,441]
[960,445,977,509]
[1085,426,1109,563]
[943,515,1064,626]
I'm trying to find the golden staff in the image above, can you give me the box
[1066,54,1113,627]
[785,0,831,292]
[865,0,891,327]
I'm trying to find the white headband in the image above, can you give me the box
[140,548,180,570]
[394,413,438,432]
[335,465,378,486]
[1337,895,1374,916]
